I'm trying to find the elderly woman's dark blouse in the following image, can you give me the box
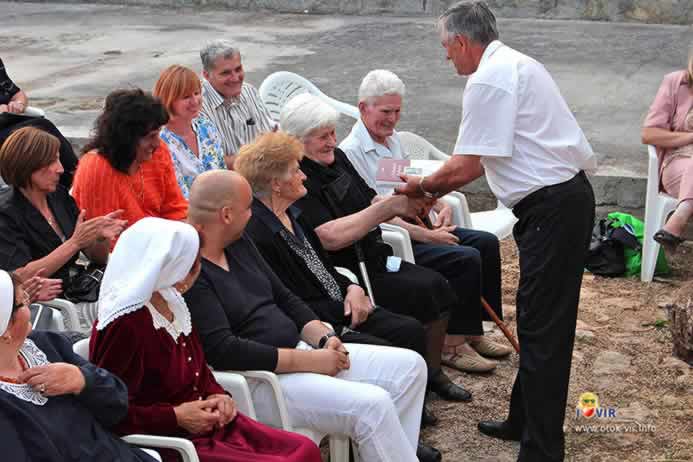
[246,198,355,325]
[296,148,393,275]
[0,185,78,285]
[1,331,155,461]
[0,58,21,105]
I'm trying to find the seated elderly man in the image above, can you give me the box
[184,169,441,462]
[199,39,277,167]
[340,70,511,372]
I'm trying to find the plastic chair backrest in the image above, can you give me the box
[259,71,359,122]
[397,131,450,162]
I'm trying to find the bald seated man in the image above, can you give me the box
[183,170,441,462]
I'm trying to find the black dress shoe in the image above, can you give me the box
[429,370,472,402]
[477,420,522,441]
[417,442,442,462]
[421,405,439,428]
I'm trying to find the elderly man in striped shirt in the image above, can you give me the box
[200,39,277,168]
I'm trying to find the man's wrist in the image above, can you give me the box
[418,176,440,199]
[318,331,337,349]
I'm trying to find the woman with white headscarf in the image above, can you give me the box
[0,269,156,461]
[89,217,321,462]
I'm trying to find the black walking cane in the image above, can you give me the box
[323,185,377,307]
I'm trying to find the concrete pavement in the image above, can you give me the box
[2,2,693,207]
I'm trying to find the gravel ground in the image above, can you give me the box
[418,239,693,462]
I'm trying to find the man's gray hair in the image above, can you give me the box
[200,39,240,72]
[358,70,406,103]
[280,93,339,139]
[439,1,499,45]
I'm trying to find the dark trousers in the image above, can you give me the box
[413,227,502,336]
[507,172,595,462]
[0,114,78,188]
[308,298,427,359]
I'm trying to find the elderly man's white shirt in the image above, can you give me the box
[453,40,597,207]
[340,118,404,196]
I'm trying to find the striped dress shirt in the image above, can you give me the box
[200,79,276,156]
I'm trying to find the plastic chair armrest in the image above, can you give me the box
[211,371,257,419]
[122,435,199,462]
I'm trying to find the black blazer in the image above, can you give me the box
[0,185,79,283]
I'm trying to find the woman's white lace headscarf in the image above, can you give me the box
[96,217,199,332]
[0,270,14,335]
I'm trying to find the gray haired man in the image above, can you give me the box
[396,2,597,461]
[199,40,276,166]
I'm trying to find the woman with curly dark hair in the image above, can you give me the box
[72,89,188,242]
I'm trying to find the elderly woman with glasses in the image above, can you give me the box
[0,269,158,461]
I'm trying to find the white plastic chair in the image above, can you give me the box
[24,106,46,118]
[40,298,80,332]
[72,339,200,462]
[234,369,355,462]
[398,130,517,239]
[380,223,415,263]
[641,145,679,282]
[258,71,359,122]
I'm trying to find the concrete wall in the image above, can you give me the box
[24,0,693,24]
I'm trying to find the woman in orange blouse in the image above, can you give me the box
[72,89,188,240]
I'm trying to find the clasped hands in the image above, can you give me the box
[174,394,238,435]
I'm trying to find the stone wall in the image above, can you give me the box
[21,0,693,24]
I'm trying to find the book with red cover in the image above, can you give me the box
[375,159,443,188]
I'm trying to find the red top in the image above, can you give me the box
[72,141,188,242]
[89,307,224,437]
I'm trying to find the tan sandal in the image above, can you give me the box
[471,336,513,358]
[442,344,496,373]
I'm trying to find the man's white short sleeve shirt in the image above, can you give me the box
[454,41,597,207]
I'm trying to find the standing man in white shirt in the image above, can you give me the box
[396,2,597,461]
[199,39,277,167]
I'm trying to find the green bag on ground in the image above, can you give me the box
[606,212,669,277]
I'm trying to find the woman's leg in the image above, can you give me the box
[661,156,693,237]
[248,344,426,462]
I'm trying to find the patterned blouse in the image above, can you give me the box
[159,116,226,199]
[279,227,343,302]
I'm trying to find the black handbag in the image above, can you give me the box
[585,218,641,277]
[63,264,105,303]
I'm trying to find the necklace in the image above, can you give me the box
[0,354,28,384]
[129,167,145,202]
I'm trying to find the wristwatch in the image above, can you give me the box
[318,331,337,349]
[418,176,440,199]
